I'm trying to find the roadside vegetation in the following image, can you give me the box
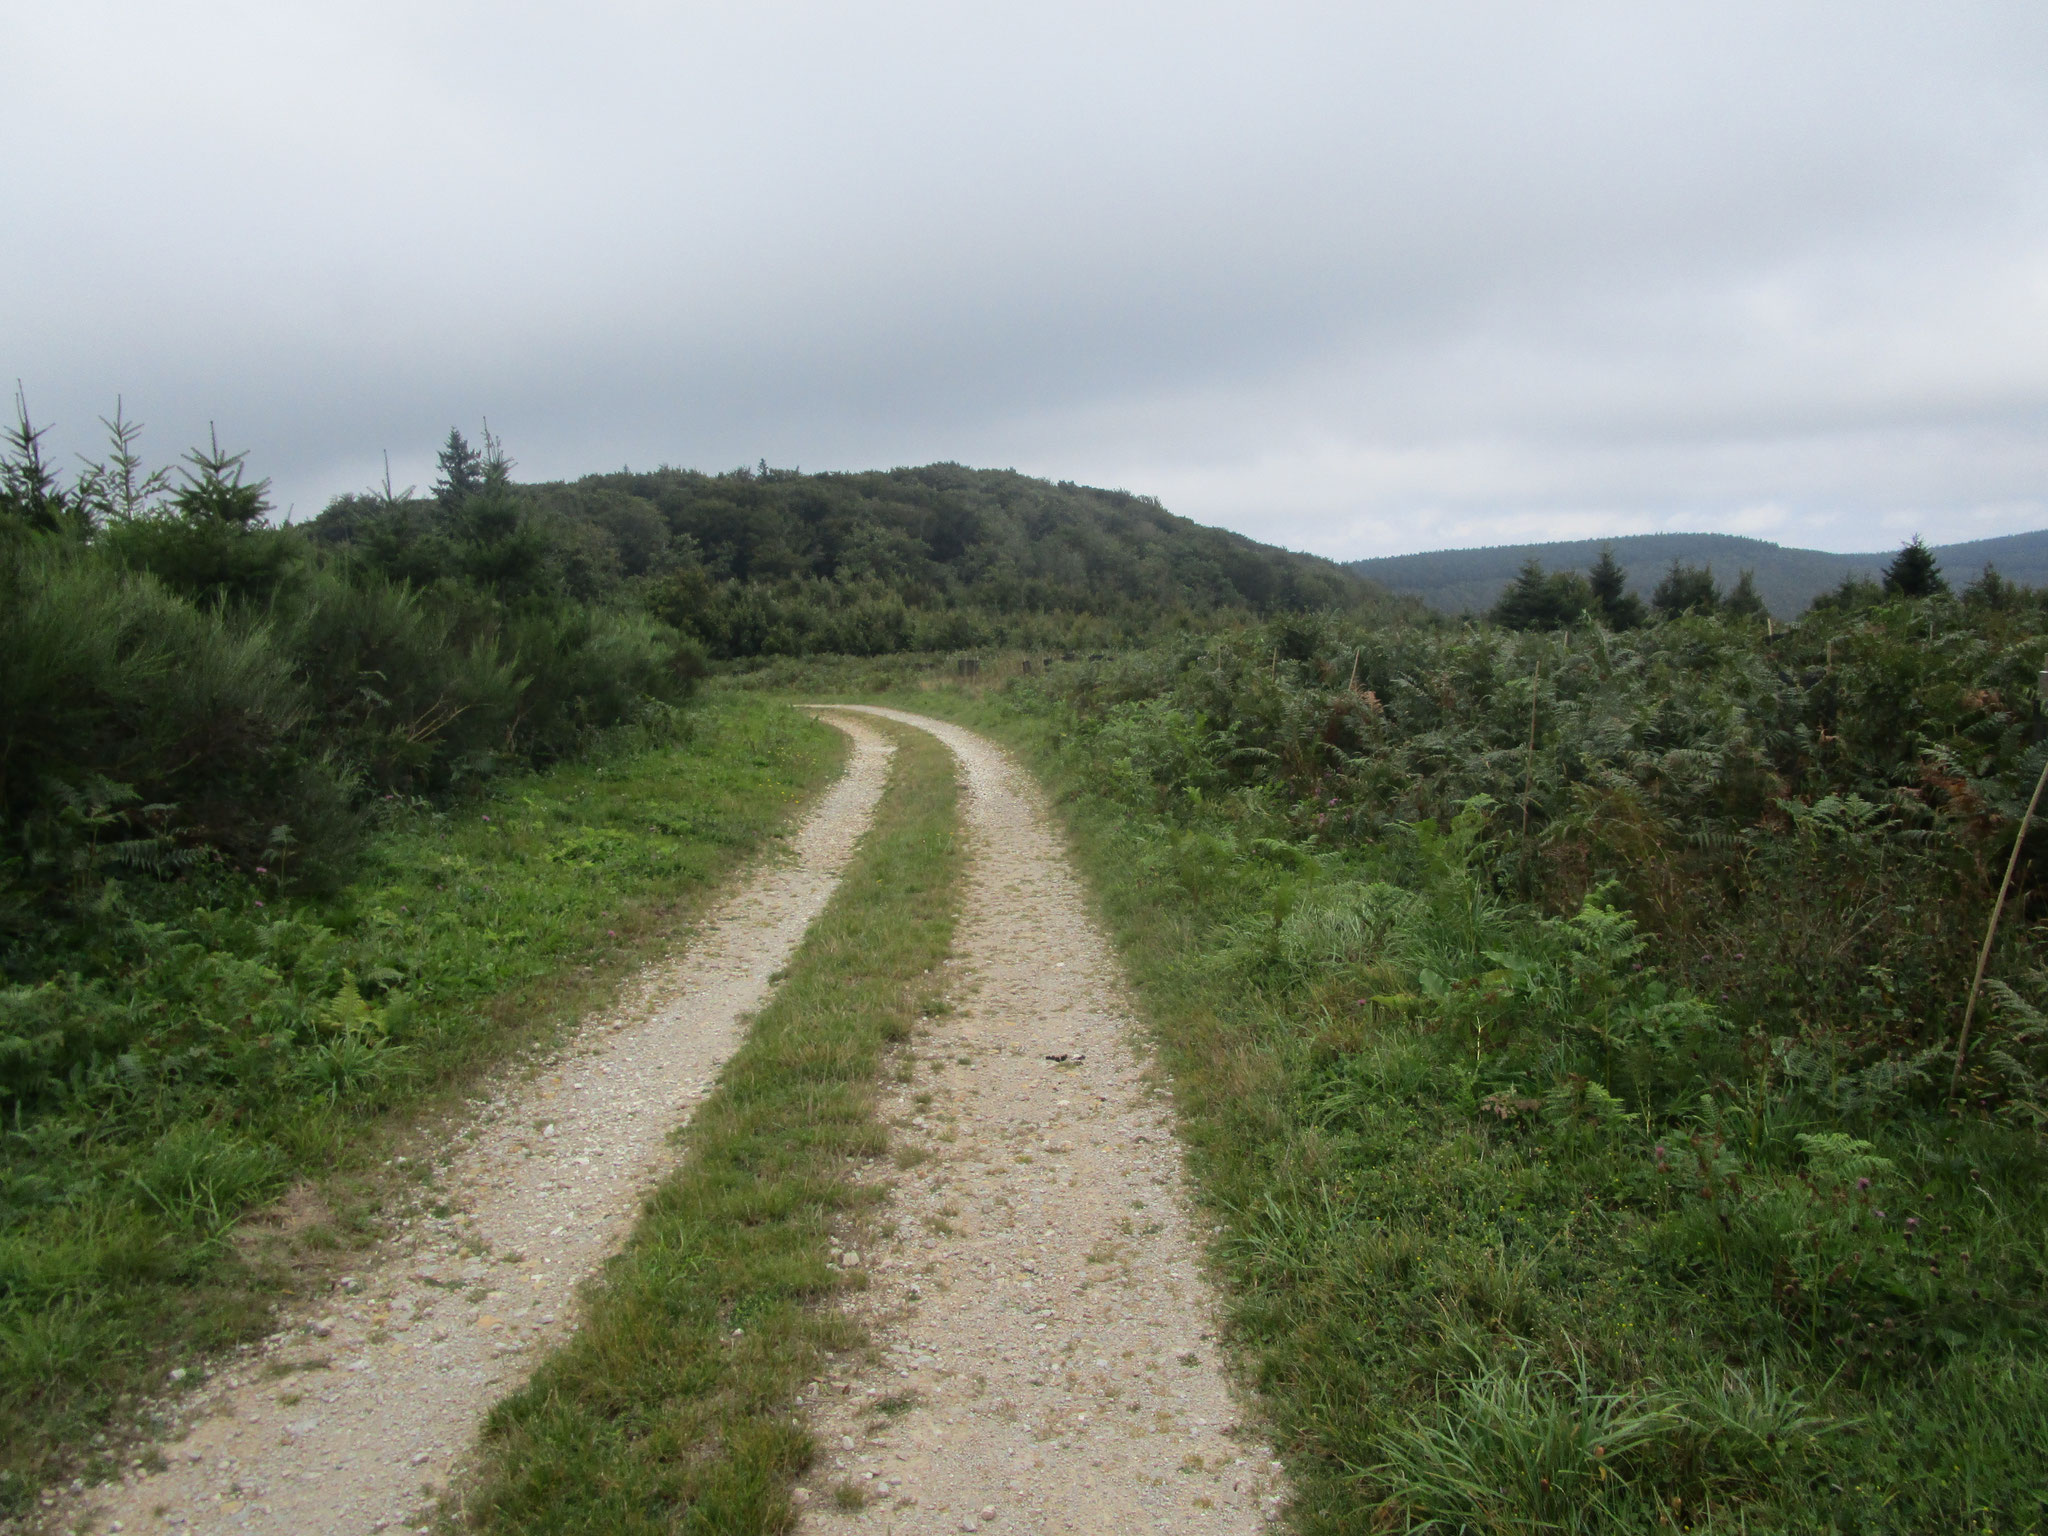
[769,562,2048,1532]
[0,691,842,1508]
[465,721,961,1534]
[2,401,843,1500]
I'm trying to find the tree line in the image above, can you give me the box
[1490,535,1963,630]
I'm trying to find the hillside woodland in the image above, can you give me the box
[311,448,1391,658]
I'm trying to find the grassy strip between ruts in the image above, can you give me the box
[462,717,961,1534]
[1,694,844,1508]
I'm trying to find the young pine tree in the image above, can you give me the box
[1882,535,1948,598]
[1586,547,1646,629]
[74,399,172,523]
[1963,563,2022,610]
[1491,559,1592,630]
[174,425,272,526]
[433,428,485,510]
[1651,560,1720,619]
[1809,573,1882,614]
[1,388,81,537]
[1722,568,1768,620]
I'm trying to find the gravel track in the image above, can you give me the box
[795,708,1282,1536]
[80,713,894,1536]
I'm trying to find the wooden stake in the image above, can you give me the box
[1522,657,1542,838]
[1952,662,2048,1101]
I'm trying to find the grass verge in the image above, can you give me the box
[759,674,2048,1536]
[463,718,961,1534]
[0,694,843,1509]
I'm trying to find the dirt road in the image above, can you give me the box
[796,708,1281,1534]
[76,705,1282,1536]
[82,714,896,1536]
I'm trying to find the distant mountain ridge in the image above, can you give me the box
[1345,530,2048,618]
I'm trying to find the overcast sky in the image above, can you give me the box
[7,2,2048,558]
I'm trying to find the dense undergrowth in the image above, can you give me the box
[0,696,841,1509]
[3,417,705,951]
[774,585,2048,1532]
[466,721,960,1534]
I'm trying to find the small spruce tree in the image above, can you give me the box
[1586,547,1646,629]
[173,425,271,527]
[74,399,171,523]
[1491,559,1592,630]
[1963,563,2021,610]
[1722,568,1768,620]
[433,428,485,510]
[1882,536,1948,598]
[1809,573,1882,614]
[1,387,78,536]
[1651,560,1720,619]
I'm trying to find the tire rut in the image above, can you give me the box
[796,708,1283,1536]
[81,713,896,1536]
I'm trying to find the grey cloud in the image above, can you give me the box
[6,1,2046,553]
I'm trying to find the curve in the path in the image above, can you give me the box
[798,708,1283,1535]
[86,714,898,1536]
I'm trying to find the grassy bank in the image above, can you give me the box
[758,673,2048,1535]
[464,719,961,1534]
[1,695,843,1508]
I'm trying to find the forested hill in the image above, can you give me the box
[1347,528,2048,618]
[312,461,1400,656]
